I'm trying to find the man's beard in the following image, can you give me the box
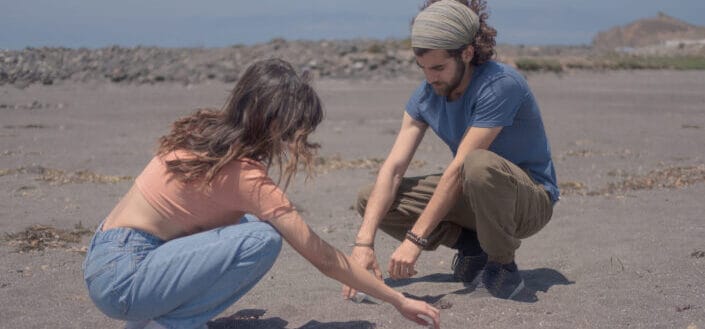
[432,57,466,98]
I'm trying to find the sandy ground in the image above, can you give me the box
[1,70,704,329]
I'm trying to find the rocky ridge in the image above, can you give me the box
[3,13,705,89]
[593,12,705,53]
[0,39,421,89]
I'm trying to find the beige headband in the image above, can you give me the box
[411,0,479,49]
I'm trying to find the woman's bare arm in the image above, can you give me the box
[267,210,440,328]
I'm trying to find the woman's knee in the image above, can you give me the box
[243,222,282,264]
[259,223,283,256]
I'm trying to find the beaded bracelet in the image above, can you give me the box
[405,230,429,248]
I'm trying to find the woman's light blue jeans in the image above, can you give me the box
[82,215,282,329]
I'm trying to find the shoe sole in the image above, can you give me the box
[477,274,525,300]
[470,269,484,285]
[506,279,525,300]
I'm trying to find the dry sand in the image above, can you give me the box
[1,70,704,328]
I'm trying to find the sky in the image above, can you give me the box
[2,0,705,50]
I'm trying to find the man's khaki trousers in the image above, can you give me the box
[356,149,554,263]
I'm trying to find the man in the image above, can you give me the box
[343,0,559,300]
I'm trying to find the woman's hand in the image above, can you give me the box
[396,297,441,329]
[342,245,383,299]
[270,211,437,327]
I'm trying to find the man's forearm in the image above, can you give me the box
[355,170,402,243]
[356,189,394,243]
[410,165,462,238]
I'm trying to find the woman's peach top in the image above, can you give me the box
[135,151,294,234]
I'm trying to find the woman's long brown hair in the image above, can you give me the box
[156,58,324,189]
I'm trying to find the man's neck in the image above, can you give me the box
[448,64,475,101]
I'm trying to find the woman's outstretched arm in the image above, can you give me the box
[267,211,440,328]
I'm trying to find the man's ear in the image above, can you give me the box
[462,45,474,63]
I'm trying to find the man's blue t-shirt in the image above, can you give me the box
[406,61,559,202]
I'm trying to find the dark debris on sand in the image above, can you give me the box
[559,165,705,197]
[4,223,92,253]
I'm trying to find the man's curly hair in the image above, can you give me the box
[414,0,497,65]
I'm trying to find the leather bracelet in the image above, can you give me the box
[405,230,429,248]
[353,242,374,249]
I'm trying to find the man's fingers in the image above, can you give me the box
[389,260,400,279]
[373,266,384,280]
[395,263,405,279]
[389,259,418,279]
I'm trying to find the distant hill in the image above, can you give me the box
[593,12,705,50]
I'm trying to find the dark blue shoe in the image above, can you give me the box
[451,251,488,283]
[481,261,525,299]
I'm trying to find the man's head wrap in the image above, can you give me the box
[411,0,479,50]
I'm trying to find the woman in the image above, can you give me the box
[82,58,441,329]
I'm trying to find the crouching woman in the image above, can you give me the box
[82,58,440,329]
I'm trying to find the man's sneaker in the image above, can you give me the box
[451,251,488,283]
[481,261,525,299]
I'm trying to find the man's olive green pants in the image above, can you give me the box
[356,149,554,264]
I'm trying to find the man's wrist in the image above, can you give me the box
[404,230,429,249]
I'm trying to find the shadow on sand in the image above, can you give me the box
[385,267,574,304]
[208,309,376,329]
[208,269,573,328]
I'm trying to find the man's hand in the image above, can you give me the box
[388,239,423,279]
[342,245,384,299]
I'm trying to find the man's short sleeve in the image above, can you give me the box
[405,83,428,122]
[470,75,526,128]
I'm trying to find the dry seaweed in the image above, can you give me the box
[563,149,605,158]
[560,165,705,197]
[314,155,425,173]
[4,223,92,252]
[0,168,16,177]
[37,168,132,185]
[0,165,132,185]
[603,165,705,194]
[558,181,588,196]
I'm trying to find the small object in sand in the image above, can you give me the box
[350,292,379,304]
[433,299,453,309]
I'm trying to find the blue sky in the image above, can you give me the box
[2,0,705,50]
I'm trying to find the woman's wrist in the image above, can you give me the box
[353,241,374,249]
[388,290,407,308]
[354,231,375,249]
